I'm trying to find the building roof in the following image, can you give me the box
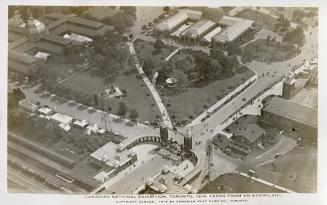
[156,10,202,31]
[45,13,104,29]
[182,19,215,37]
[218,15,243,26]
[41,33,72,46]
[90,142,135,168]
[235,124,265,143]
[50,113,73,125]
[63,33,93,43]
[73,119,88,127]
[38,107,52,115]
[8,37,29,50]
[19,100,39,111]
[202,26,222,42]
[214,19,253,42]
[263,96,317,128]
[9,24,25,34]
[171,24,191,37]
[35,51,50,60]
[8,50,39,65]
[149,162,194,194]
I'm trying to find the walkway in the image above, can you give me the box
[57,63,93,84]
[129,41,173,128]
[165,47,182,61]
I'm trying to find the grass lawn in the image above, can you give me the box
[235,9,279,32]
[134,38,177,68]
[256,145,317,193]
[61,66,161,123]
[199,173,285,193]
[243,39,300,63]
[160,69,254,124]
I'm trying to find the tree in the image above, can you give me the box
[172,69,188,93]
[157,62,174,85]
[93,94,99,107]
[154,39,165,52]
[210,47,225,60]
[142,58,155,77]
[105,12,135,33]
[129,109,139,121]
[208,59,222,79]
[163,6,170,13]
[283,26,305,47]
[266,35,271,48]
[117,101,128,117]
[241,50,255,64]
[13,88,26,101]
[120,6,137,19]
[195,51,211,79]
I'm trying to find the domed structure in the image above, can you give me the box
[25,18,48,41]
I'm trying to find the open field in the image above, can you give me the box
[61,67,162,122]
[199,173,285,193]
[235,9,279,32]
[243,39,300,63]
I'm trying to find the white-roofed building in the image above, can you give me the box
[201,26,222,43]
[19,100,39,112]
[59,123,71,132]
[38,107,53,116]
[50,113,73,125]
[90,142,137,172]
[63,33,93,43]
[73,119,88,128]
[181,19,215,39]
[35,52,50,61]
[171,24,192,37]
[85,124,99,135]
[214,18,254,43]
[155,10,202,32]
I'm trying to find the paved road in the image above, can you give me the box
[189,75,258,126]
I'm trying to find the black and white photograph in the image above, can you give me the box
[1,1,326,205]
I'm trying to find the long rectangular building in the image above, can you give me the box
[181,19,215,39]
[214,18,254,43]
[44,13,114,38]
[155,10,202,32]
[202,26,222,43]
[261,96,317,138]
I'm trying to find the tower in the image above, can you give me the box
[282,76,295,99]
[160,122,169,145]
[201,139,215,185]
[184,130,193,152]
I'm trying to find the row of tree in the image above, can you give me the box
[117,101,139,121]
